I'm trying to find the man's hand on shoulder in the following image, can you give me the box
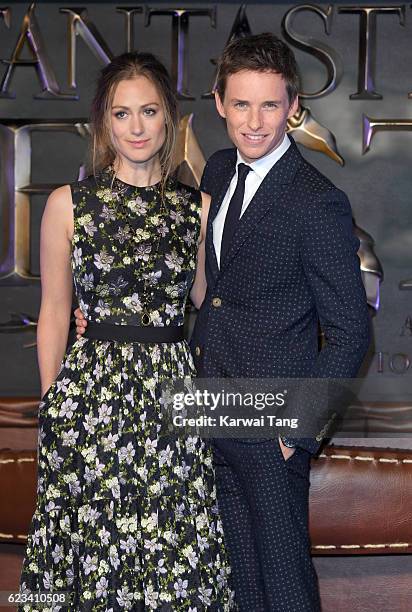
[74,307,87,338]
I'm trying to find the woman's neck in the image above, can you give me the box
[113,157,162,187]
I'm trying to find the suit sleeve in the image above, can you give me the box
[199,155,215,196]
[285,189,371,455]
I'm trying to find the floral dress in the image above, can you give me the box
[19,169,235,611]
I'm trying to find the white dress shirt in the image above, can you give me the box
[213,133,291,267]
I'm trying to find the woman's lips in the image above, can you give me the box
[128,139,150,148]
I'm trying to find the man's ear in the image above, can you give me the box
[288,95,299,119]
[215,91,226,119]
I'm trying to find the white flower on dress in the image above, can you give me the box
[144,437,158,456]
[122,293,142,313]
[83,414,98,434]
[134,243,152,261]
[142,270,162,286]
[107,476,121,499]
[170,209,185,225]
[182,544,199,569]
[59,398,78,419]
[185,436,198,453]
[96,188,113,202]
[96,576,109,598]
[183,229,196,246]
[84,220,97,237]
[81,445,97,464]
[109,545,120,569]
[95,300,111,317]
[198,586,213,606]
[158,445,174,467]
[100,205,116,222]
[68,479,81,496]
[51,544,64,564]
[197,534,209,552]
[149,310,162,326]
[165,303,178,318]
[136,466,148,481]
[49,450,64,470]
[94,250,114,272]
[56,377,71,394]
[174,578,188,599]
[114,224,131,243]
[120,535,136,554]
[43,570,54,590]
[98,526,111,546]
[116,586,134,610]
[93,362,103,380]
[62,428,79,446]
[95,460,105,478]
[165,251,184,273]
[119,442,135,465]
[98,403,112,424]
[145,584,160,609]
[82,554,98,575]
[73,247,82,267]
[102,433,119,452]
[141,513,158,533]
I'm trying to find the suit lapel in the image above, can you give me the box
[219,141,302,272]
[205,152,237,282]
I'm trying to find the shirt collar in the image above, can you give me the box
[236,133,291,180]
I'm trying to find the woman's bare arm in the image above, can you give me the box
[37,185,74,397]
[190,192,210,310]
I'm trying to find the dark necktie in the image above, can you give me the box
[220,163,251,264]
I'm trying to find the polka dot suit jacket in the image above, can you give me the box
[190,138,371,454]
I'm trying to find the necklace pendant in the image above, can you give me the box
[141,311,151,326]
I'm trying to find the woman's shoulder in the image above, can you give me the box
[70,170,107,192]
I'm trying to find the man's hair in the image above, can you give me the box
[215,33,300,105]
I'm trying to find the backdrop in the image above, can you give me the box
[0,0,411,394]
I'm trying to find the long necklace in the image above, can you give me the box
[110,166,167,327]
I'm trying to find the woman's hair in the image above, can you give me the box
[216,33,300,105]
[89,52,178,187]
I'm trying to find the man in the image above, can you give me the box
[190,33,369,611]
[76,34,370,611]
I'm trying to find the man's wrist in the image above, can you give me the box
[280,436,296,449]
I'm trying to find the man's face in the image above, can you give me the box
[215,70,298,163]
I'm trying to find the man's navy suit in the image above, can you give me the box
[190,139,370,611]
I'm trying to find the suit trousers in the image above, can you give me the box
[212,438,321,612]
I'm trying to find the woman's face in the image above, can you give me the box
[110,75,166,169]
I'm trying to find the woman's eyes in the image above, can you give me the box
[114,108,157,118]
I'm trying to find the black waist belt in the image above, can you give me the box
[84,322,185,343]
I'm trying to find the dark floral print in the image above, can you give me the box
[19,170,235,611]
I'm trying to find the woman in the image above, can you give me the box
[20,52,235,611]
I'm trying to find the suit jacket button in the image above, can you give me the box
[212,297,222,308]
[195,346,201,356]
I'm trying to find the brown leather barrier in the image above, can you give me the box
[0,398,38,427]
[309,445,412,554]
[1,443,412,553]
[0,449,36,544]
[1,398,412,555]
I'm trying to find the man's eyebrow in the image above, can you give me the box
[229,99,281,104]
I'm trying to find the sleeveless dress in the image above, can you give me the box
[19,169,235,611]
